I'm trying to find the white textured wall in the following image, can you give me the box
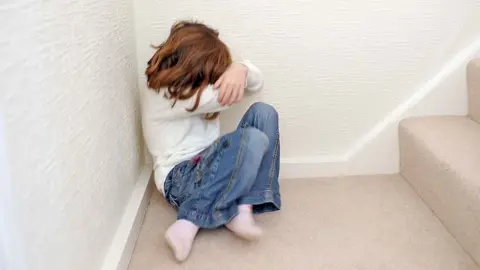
[134,0,480,160]
[0,0,142,269]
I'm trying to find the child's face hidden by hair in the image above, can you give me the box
[145,21,232,120]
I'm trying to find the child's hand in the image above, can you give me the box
[215,63,248,106]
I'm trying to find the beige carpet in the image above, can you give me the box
[128,175,479,270]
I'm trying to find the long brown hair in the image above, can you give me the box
[146,21,232,119]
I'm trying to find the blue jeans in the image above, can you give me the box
[164,102,281,229]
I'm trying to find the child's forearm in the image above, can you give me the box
[228,45,264,92]
[238,60,264,92]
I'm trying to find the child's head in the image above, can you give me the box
[146,21,232,115]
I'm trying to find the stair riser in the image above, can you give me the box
[399,126,480,265]
[468,59,480,123]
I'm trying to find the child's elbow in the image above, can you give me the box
[246,79,264,92]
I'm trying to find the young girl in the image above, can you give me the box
[142,21,281,262]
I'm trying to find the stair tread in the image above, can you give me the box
[400,115,480,184]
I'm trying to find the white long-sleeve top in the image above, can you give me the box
[141,60,264,194]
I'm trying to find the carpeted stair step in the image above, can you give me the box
[400,116,480,265]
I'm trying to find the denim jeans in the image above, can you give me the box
[164,102,281,229]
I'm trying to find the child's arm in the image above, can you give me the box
[168,60,263,117]
[170,85,228,116]
[228,47,264,93]
[215,60,264,106]
[240,60,264,92]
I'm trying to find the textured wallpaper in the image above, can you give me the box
[0,0,141,269]
[134,0,480,159]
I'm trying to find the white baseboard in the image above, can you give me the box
[280,156,346,179]
[101,164,154,270]
[280,37,480,179]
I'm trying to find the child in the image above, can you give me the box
[141,21,281,262]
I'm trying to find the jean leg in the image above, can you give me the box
[172,127,269,229]
[237,102,281,213]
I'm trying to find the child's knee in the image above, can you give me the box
[243,127,269,153]
[250,102,279,122]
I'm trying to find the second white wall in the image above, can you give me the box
[134,0,480,170]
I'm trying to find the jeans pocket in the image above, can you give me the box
[172,161,197,205]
